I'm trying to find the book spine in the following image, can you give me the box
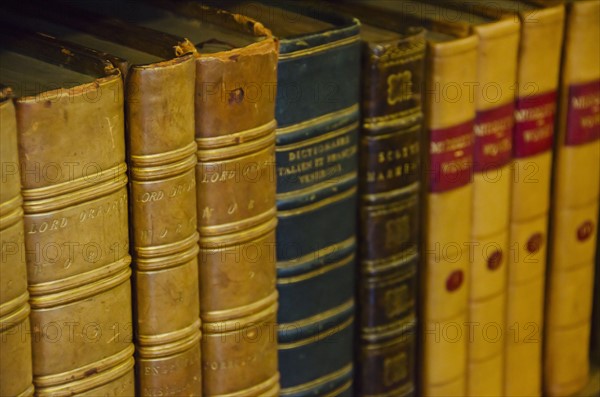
[421,35,478,397]
[0,90,34,397]
[355,32,425,397]
[15,73,135,395]
[275,22,361,397]
[544,1,600,395]
[465,21,519,397]
[127,56,203,396]
[194,32,280,396]
[503,6,564,397]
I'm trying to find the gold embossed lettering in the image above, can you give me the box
[28,217,68,234]
[138,191,164,203]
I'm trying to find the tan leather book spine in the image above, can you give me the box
[127,53,203,397]
[422,35,478,397]
[465,19,519,397]
[503,5,565,396]
[545,1,600,395]
[189,6,280,396]
[0,86,34,397]
[7,51,135,395]
[3,6,203,392]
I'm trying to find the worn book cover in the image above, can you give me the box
[0,31,135,396]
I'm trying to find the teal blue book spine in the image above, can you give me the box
[273,6,361,397]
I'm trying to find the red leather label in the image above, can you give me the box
[474,103,514,172]
[429,120,474,193]
[566,80,600,146]
[513,91,557,158]
[446,270,464,292]
[487,250,503,271]
[526,233,544,254]
[577,221,594,242]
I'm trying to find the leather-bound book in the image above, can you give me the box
[355,20,425,397]
[544,1,600,395]
[486,3,565,396]
[354,25,425,397]
[0,33,135,395]
[416,29,477,397]
[215,2,361,395]
[1,5,203,395]
[0,85,34,397]
[323,3,426,395]
[70,1,282,394]
[403,1,521,394]
[344,2,478,395]
[436,1,565,395]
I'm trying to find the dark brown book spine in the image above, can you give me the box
[356,30,426,397]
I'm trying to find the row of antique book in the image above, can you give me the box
[0,0,598,396]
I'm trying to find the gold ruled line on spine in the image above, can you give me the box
[363,266,416,288]
[278,35,360,60]
[0,302,30,333]
[16,384,34,397]
[138,318,201,348]
[199,216,277,247]
[361,182,420,204]
[202,290,277,323]
[277,253,355,285]
[197,129,275,162]
[29,267,131,309]
[0,193,22,218]
[28,255,132,297]
[136,242,199,272]
[196,119,277,150]
[21,162,126,201]
[279,364,353,395]
[277,236,356,269]
[130,141,197,167]
[278,299,354,332]
[35,355,134,396]
[23,174,128,214]
[136,231,199,258]
[137,323,201,358]
[277,172,357,200]
[0,205,23,231]
[363,107,422,130]
[276,104,359,135]
[210,373,280,397]
[322,380,352,397]
[361,333,414,351]
[34,343,135,389]
[199,207,277,239]
[0,291,29,319]
[202,291,278,331]
[276,122,358,151]
[361,247,418,272]
[361,314,416,344]
[277,187,357,218]
[130,153,196,181]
